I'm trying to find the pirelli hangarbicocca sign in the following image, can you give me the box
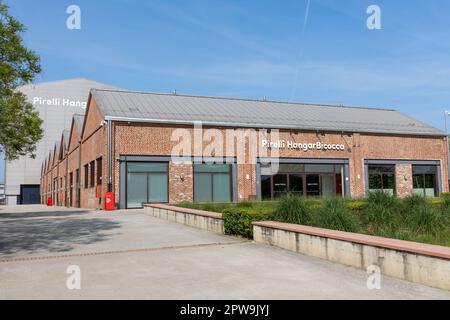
[262,140,346,152]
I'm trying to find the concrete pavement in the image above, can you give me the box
[0,205,449,299]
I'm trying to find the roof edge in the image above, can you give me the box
[104,116,447,137]
[91,88,396,112]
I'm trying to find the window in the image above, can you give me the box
[126,162,168,208]
[84,164,89,189]
[273,174,288,198]
[96,157,102,186]
[260,163,343,200]
[413,165,437,197]
[75,169,79,188]
[194,164,232,203]
[261,175,272,200]
[368,165,395,195]
[89,161,95,188]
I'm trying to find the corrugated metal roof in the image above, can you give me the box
[53,143,60,165]
[73,114,85,138]
[91,89,444,136]
[62,130,70,151]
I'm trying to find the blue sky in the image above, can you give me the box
[2,0,450,183]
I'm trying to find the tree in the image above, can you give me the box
[0,3,43,161]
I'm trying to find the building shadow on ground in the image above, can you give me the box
[0,216,121,256]
[0,210,91,220]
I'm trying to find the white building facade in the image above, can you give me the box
[5,78,116,205]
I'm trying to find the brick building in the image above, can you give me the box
[41,89,449,209]
[6,78,116,205]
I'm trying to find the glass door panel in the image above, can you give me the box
[321,174,335,198]
[289,174,304,195]
[261,176,272,200]
[306,175,320,197]
[424,174,436,197]
[148,173,168,203]
[194,173,213,203]
[127,173,147,208]
[335,174,342,197]
[273,175,288,198]
[213,173,231,202]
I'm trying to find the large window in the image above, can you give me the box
[260,163,343,200]
[194,164,232,203]
[368,165,395,195]
[126,162,168,208]
[413,165,437,197]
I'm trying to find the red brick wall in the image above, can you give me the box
[169,162,194,203]
[111,124,448,203]
[395,164,413,197]
[40,99,449,208]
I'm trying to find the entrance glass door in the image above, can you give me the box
[306,175,320,197]
[126,163,168,208]
[127,173,147,208]
[260,163,344,200]
[321,174,335,198]
[273,175,288,198]
[289,174,304,195]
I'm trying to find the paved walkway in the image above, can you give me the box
[0,205,449,299]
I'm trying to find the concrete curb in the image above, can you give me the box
[144,204,224,234]
[253,221,450,291]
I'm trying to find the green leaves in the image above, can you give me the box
[0,3,43,160]
[223,207,272,239]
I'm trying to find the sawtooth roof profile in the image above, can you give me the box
[90,89,444,137]
[73,114,85,138]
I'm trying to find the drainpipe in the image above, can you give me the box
[77,137,81,208]
[65,151,69,207]
[107,120,113,193]
[445,111,450,193]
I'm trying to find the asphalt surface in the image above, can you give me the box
[0,205,449,300]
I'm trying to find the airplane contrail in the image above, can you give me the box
[290,0,311,102]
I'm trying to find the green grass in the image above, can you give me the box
[176,193,450,246]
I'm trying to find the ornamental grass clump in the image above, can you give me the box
[274,193,311,225]
[362,190,399,234]
[401,194,445,236]
[313,198,359,232]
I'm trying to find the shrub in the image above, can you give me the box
[313,198,359,232]
[401,194,445,236]
[222,208,272,238]
[273,194,311,225]
[361,191,399,234]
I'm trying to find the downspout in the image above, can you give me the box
[77,137,81,208]
[56,159,59,206]
[65,151,69,207]
[107,120,113,193]
[50,162,53,205]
